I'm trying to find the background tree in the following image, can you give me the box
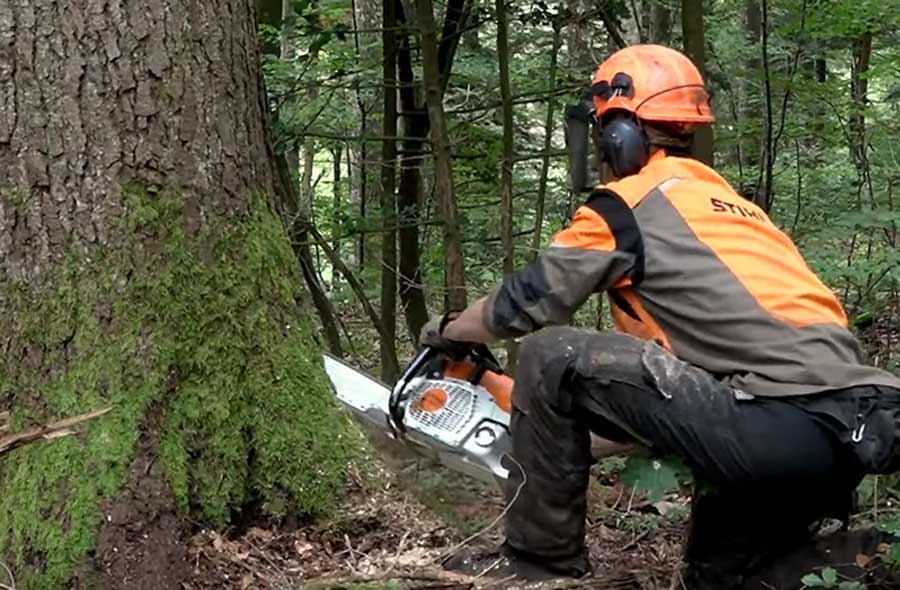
[682,0,715,165]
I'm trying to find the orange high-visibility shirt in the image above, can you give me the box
[484,151,900,397]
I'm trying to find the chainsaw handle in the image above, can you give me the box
[469,343,504,376]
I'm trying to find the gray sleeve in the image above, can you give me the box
[482,245,636,338]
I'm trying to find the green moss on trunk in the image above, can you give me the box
[0,188,354,588]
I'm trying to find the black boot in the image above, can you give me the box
[442,542,592,581]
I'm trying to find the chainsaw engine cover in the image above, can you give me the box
[399,374,511,483]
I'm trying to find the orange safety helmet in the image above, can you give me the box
[590,45,714,124]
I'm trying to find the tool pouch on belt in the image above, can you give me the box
[850,389,900,474]
[789,386,900,475]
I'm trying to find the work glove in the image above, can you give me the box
[419,312,471,358]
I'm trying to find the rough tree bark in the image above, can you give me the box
[0,1,352,588]
[682,0,715,166]
[380,0,400,382]
[416,0,468,310]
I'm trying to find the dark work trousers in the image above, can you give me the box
[503,327,876,589]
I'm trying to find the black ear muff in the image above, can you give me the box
[600,117,649,178]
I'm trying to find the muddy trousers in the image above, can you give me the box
[503,328,865,589]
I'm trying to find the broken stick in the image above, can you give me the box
[0,406,112,456]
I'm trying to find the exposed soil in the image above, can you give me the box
[93,408,191,590]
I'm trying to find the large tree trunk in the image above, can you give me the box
[417,0,468,310]
[682,0,715,166]
[0,1,352,589]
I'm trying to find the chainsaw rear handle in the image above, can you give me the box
[388,344,507,436]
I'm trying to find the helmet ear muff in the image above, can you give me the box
[599,116,649,178]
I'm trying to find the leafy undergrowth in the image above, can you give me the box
[183,457,689,590]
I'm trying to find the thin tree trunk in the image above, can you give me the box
[682,0,715,166]
[358,118,368,271]
[530,22,562,264]
[496,0,517,367]
[463,0,481,49]
[437,0,472,92]
[296,238,345,356]
[566,0,594,70]
[649,0,672,44]
[417,0,468,310]
[307,226,400,375]
[280,0,300,177]
[282,0,343,356]
[332,147,343,257]
[350,0,370,272]
[759,0,775,211]
[397,9,430,342]
[742,0,762,202]
[497,0,514,278]
[380,0,400,383]
[301,141,316,220]
[849,31,873,188]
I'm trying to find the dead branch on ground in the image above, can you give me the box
[0,560,15,590]
[302,570,642,590]
[0,407,112,456]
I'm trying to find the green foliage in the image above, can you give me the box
[801,567,864,589]
[0,187,356,588]
[620,453,691,502]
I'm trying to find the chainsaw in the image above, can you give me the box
[323,345,514,485]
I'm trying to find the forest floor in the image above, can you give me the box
[183,455,690,590]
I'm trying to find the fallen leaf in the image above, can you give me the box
[856,553,872,567]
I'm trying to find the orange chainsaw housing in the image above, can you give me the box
[443,360,513,414]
